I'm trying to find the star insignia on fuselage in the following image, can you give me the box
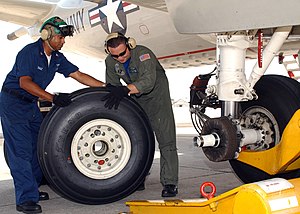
[89,0,127,34]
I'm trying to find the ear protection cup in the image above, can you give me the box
[104,32,136,54]
[40,28,51,41]
[127,37,136,49]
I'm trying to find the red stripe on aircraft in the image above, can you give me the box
[123,2,130,7]
[90,13,100,20]
[157,47,216,60]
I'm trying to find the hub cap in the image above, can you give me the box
[71,119,131,179]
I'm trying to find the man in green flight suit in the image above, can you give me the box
[102,32,179,197]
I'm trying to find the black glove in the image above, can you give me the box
[102,84,130,109]
[53,93,72,107]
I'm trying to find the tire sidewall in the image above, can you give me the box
[38,88,154,204]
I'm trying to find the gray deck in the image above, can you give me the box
[0,127,243,214]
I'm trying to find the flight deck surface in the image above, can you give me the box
[0,127,243,214]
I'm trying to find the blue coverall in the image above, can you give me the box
[0,38,78,205]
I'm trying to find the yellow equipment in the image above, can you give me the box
[123,109,300,213]
[124,178,300,214]
[238,109,300,175]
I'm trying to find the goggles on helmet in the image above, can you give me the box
[54,24,74,37]
[40,16,74,37]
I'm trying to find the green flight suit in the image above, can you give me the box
[105,45,178,186]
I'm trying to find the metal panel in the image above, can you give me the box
[0,0,55,26]
[165,0,300,34]
[125,0,167,12]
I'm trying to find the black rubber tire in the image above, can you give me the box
[230,75,300,183]
[38,87,155,204]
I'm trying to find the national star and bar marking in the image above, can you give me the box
[88,0,139,33]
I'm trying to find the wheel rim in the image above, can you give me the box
[71,119,131,179]
[240,106,280,151]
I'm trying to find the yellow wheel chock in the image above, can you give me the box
[124,177,300,214]
[237,109,300,175]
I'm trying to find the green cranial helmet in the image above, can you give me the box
[40,16,74,37]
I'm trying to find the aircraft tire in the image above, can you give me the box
[38,87,155,204]
[230,75,300,183]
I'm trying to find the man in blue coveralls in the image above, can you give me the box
[0,16,105,213]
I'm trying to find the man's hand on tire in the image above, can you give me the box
[53,93,72,107]
[102,83,130,110]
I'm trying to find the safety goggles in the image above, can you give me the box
[48,23,74,37]
[110,47,127,58]
[58,25,74,37]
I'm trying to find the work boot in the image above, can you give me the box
[39,191,49,201]
[161,184,178,197]
[16,201,42,213]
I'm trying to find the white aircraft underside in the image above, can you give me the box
[3,0,300,70]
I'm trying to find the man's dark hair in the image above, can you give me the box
[107,36,127,48]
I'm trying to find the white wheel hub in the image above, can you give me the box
[71,119,131,179]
